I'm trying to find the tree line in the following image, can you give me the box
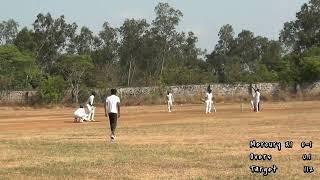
[0,1,319,103]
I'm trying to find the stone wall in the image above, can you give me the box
[109,83,282,105]
[301,81,320,96]
[1,81,319,104]
[0,91,37,104]
[117,83,281,99]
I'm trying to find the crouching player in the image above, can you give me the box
[74,105,88,123]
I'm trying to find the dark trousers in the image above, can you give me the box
[108,113,118,135]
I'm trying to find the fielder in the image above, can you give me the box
[250,90,255,111]
[86,92,96,121]
[104,89,121,143]
[252,88,261,112]
[74,105,89,123]
[205,89,216,114]
[166,91,174,112]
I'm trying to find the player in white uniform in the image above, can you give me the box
[254,89,261,112]
[166,91,174,112]
[105,89,121,143]
[74,105,88,123]
[205,89,215,114]
[250,90,255,111]
[86,92,96,121]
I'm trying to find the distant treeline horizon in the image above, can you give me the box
[0,0,319,103]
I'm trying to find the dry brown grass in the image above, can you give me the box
[0,101,320,179]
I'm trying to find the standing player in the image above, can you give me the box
[212,90,217,113]
[104,89,121,143]
[252,88,261,112]
[74,105,88,123]
[166,91,174,112]
[86,92,96,121]
[205,89,213,114]
[250,90,255,111]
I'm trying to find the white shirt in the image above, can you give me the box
[106,95,120,114]
[167,93,173,102]
[74,108,87,117]
[206,92,213,102]
[87,95,94,106]
[255,91,260,102]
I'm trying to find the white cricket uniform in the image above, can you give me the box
[86,95,95,120]
[254,91,260,112]
[86,95,94,112]
[250,93,255,110]
[205,92,213,113]
[74,108,87,119]
[106,95,120,114]
[167,93,173,112]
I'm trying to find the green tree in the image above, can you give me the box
[33,13,77,73]
[303,56,320,81]
[68,26,93,55]
[207,27,283,83]
[14,27,38,53]
[253,63,278,82]
[302,47,320,82]
[280,0,320,53]
[0,19,19,44]
[90,22,120,88]
[59,54,93,103]
[152,2,183,77]
[38,76,66,103]
[0,45,37,90]
[119,18,149,86]
[215,24,234,56]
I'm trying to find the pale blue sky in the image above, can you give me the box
[0,0,308,51]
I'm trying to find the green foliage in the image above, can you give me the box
[254,63,278,82]
[0,45,38,90]
[33,13,77,73]
[14,27,37,52]
[59,54,93,103]
[301,47,320,82]
[277,47,320,85]
[38,76,66,103]
[162,65,214,85]
[303,56,320,81]
[280,0,320,52]
[0,19,19,44]
[1,1,320,102]
[278,54,302,85]
[223,62,243,83]
[207,25,283,83]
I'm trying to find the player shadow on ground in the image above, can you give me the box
[64,121,101,124]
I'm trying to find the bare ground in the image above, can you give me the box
[0,101,319,179]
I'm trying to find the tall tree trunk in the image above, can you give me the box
[70,83,75,103]
[75,83,79,104]
[127,60,132,86]
[160,46,166,77]
[130,63,136,86]
[160,56,165,75]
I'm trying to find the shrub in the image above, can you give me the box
[38,76,66,104]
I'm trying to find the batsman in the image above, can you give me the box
[86,91,96,121]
